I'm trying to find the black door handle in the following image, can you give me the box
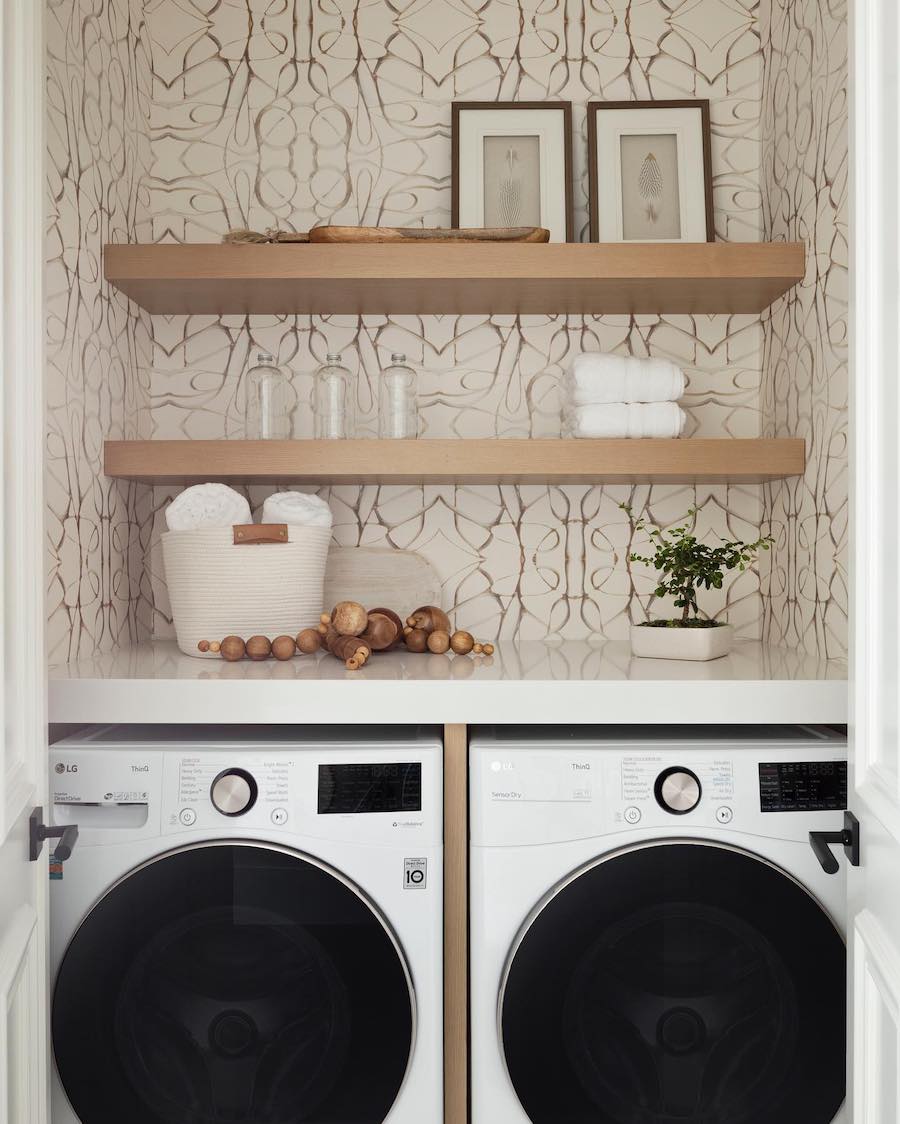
[29,806,79,862]
[809,811,860,875]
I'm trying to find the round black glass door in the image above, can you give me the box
[53,843,413,1124]
[501,843,845,1124]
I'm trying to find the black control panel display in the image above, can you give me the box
[759,761,848,813]
[318,762,422,815]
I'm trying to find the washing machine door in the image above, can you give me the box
[500,841,845,1124]
[52,842,414,1124]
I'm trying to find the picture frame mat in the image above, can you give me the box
[453,105,573,242]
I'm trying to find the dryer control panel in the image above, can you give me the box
[470,731,848,847]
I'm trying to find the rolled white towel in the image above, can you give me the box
[165,484,252,532]
[262,491,333,529]
[565,402,687,439]
[566,353,686,404]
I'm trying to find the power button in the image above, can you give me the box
[624,806,642,825]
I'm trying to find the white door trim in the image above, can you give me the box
[0,0,48,1121]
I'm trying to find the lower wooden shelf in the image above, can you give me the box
[104,438,805,485]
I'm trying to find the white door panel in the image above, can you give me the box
[0,907,44,1124]
[0,0,48,1120]
[850,0,900,1119]
[853,911,900,1123]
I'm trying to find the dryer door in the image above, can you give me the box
[52,842,414,1124]
[501,841,845,1124]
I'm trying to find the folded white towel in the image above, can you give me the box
[165,484,252,532]
[565,402,687,439]
[262,491,333,529]
[566,353,686,404]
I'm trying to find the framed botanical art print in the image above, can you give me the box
[587,101,714,243]
[452,102,574,242]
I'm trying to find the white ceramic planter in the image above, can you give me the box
[630,623,734,662]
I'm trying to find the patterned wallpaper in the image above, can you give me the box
[759,0,849,660]
[45,0,156,664]
[140,0,769,647]
[44,0,849,658]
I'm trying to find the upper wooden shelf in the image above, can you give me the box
[103,242,805,316]
[104,438,805,485]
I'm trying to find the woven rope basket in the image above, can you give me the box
[162,523,331,658]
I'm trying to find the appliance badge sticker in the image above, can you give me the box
[403,858,427,889]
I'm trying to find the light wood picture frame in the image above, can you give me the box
[452,102,575,242]
[588,100,715,243]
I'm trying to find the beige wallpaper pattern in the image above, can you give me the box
[760,0,849,660]
[44,0,849,658]
[141,0,768,647]
[46,0,156,664]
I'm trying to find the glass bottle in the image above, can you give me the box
[314,352,355,439]
[244,352,292,439]
[378,353,419,439]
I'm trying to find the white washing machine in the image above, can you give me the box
[470,725,849,1124]
[49,725,443,1124]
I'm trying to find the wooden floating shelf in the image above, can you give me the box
[103,242,805,316]
[104,438,806,485]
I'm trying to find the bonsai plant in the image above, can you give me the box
[622,505,773,660]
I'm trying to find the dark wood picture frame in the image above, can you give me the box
[587,100,715,243]
[451,101,575,242]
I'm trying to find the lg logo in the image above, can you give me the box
[54,763,77,774]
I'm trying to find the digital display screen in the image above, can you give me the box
[317,762,422,815]
[759,761,847,813]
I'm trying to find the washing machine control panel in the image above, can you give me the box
[170,756,292,830]
[161,750,438,843]
[48,737,442,846]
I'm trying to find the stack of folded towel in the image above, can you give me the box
[562,354,687,438]
[165,484,333,531]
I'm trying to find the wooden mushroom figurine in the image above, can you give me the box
[360,610,400,651]
[406,605,451,635]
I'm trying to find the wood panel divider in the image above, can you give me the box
[444,723,469,1124]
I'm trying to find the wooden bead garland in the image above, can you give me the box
[199,600,498,671]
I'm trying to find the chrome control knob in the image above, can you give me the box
[210,769,258,817]
[655,767,702,815]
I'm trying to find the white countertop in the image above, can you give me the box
[49,639,848,726]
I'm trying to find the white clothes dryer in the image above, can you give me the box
[49,725,442,1124]
[470,725,848,1124]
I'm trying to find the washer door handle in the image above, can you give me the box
[29,806,79,862]
[809,811,860,875]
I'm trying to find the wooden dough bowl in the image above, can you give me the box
[308,226,551,244]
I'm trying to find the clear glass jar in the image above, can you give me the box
[314,353,355,440]
[378,353,419,439]
[244,352,292,439]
